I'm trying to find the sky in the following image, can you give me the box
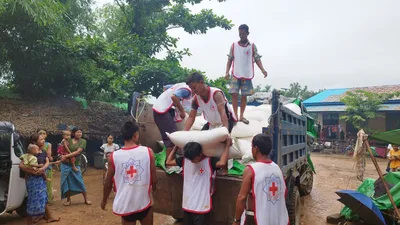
[95,0,400,91]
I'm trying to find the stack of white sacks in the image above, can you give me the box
[167,103,302,164]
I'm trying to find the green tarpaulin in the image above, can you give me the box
[307,152,316,174]
[291,99,318,138]
[340,172,400,220]
[74,97,88,110]
[367,147,379,157]
[155,148,181,174]
[155,148,246,176]
[228,160,245,176]
[110,102,128,111]
[371,129,400,145]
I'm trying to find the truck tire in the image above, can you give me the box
[15,198,27,217]
[288,186,301,225]
[299,166,313,196]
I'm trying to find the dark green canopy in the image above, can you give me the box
[370,129,400,145]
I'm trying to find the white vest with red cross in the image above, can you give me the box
[111,146,152,216]
[232,42,255,80]
[152,83,192,114]
[182,157,215,214]
[243,161,289,225]
[195,87,237,126]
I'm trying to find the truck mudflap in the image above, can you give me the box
[152,169,242,225]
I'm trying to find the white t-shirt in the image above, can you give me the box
[100,143,120,159]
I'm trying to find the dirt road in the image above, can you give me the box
[0,153,388,225]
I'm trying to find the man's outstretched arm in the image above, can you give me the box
[233,167,252,225]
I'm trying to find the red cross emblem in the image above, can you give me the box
[199,167,204,174]
[269,182,278,196]
[126,166,137,178]
[246,51,249,55]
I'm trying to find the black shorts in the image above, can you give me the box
[153,109,177,148]
[183,211,211,225]
[122,207,152,222]
[243,214,256,225]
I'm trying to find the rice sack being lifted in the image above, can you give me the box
[166,127,242,159]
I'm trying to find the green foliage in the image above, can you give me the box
[0,0,65,26]
[0,0,96,97]
[340,90,400,131]
[0,0,233,101]
[254,84,271,93]
[207,77,231,100]
[281,82,324,100]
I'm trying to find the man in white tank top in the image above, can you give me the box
[101,121,157,225]
[152,83,192,158]
[183,72,237,132]
[224,24,268,125]
[233,134,289,225]
[166,138,232,225]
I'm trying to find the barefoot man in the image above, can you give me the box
[225,24,268,124]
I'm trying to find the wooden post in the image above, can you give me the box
[365,141,400,220]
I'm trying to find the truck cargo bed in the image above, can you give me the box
[153,168,242,225]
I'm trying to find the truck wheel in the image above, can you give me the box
[15,198,27,217]
[299,166,313,196]
[288,186,301,225]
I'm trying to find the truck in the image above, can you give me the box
[131,89,314,225]
[0,122,29,217]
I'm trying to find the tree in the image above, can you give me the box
[340,90,400,131]
[207,77,231,100]
[281,82,323,100]
[0,0,65,26]
[254,84,271,93]
[92,1,233,99]
[0,0,233,101]
[0,0,96,97]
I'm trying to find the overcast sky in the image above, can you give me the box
[95,0,400,91]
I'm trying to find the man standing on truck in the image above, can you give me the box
[153,83,192,158]
[232,134,288,225]
[184,72,237,132]
[101,121,157,225]
[166,138,231,225]
[225,24,268,125]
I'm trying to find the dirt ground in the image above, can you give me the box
[0,153,389,225]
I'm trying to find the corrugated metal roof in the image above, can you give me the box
[379,104,400,111]
[304,85,400,105]
[306,105,347,112]
[303,88,348,104]
[306,104,400,112]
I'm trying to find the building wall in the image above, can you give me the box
[339,113,347,133]
[317,113,323,125]
[368,112,386,132]
[313,112,387,133]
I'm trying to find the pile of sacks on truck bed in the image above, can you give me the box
[167,103,303,164]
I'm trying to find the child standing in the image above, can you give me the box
[58,130,78,172]
[20,144,48,181]
[166,138,231,225]
[100,134,120,164]
[100,135,119,183]
[388,144,400,172]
